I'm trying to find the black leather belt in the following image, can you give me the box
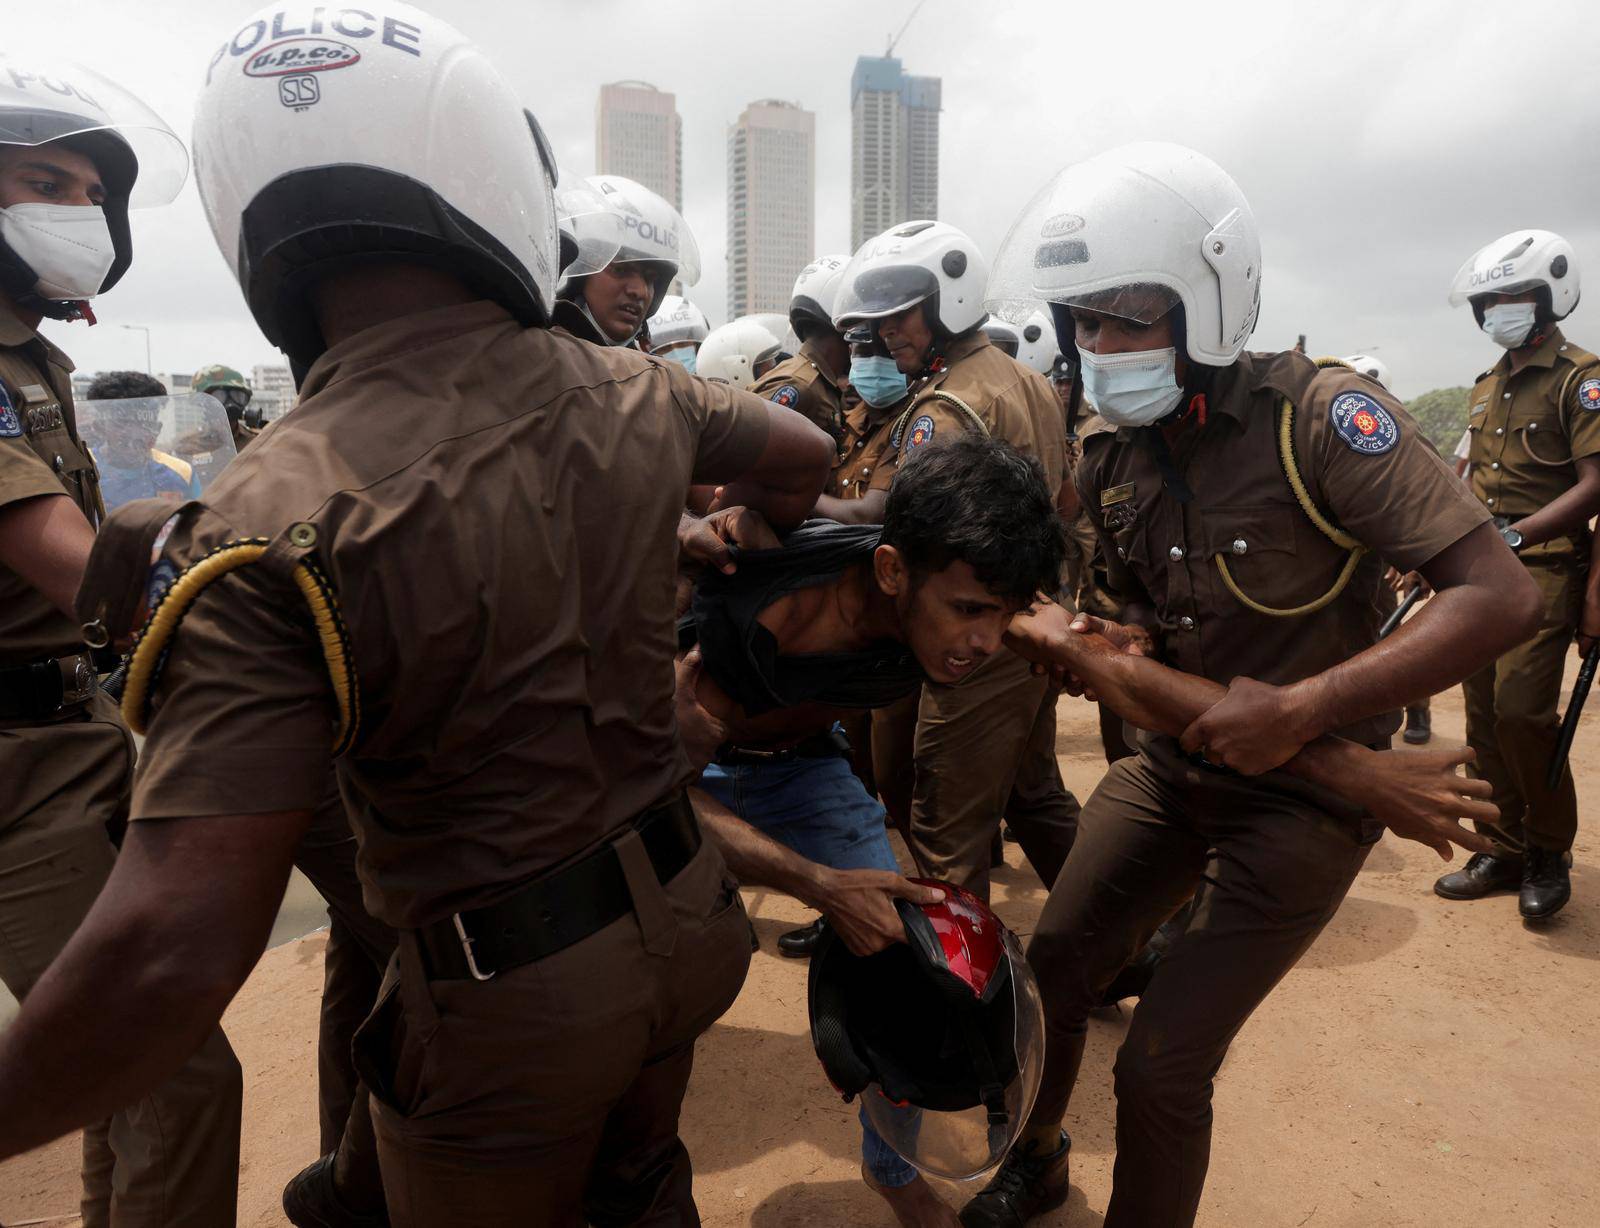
[714,727,851,766]
[0,653,99,721]
[414,793,701,981]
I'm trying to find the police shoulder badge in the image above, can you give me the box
[1577,377,1600,413]
[0,385,21,438]
[905,414,936,452]
[770,385,801,409]
[1330,391,1399,456]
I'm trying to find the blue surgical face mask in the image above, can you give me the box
[1481,302,1538,349]
[659,345,698,374]
[849,355,909,408]
[1079,345,1184,427]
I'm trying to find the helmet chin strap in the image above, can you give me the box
[575,293,640,347]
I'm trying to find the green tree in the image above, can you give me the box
[1404,386,1472,454]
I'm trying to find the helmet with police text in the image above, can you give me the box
[987,142,1262,367]
[193,2,561,371]
[1014,309,1059,375]
[808,880,1045,1180]
[790,252,851,342]
[582,174,700,318]
[1448,229,1579,325]
[0,53,187,319]
[833,220,989,338]
[695,318,782,389]
[555,184,624,280]
[648,295,709,349]
[1339,354,1392,392]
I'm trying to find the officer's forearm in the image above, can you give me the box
[1510,458,1600,547]
[712,408,834,531]
[690,786,830,908]
[811,490,887,525]
[1283,523,1542,738]
[0,810,306,1159]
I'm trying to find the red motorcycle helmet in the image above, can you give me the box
[807,879,1045,1179]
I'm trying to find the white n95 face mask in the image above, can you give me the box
[0,203,116,300]
[1481,302,1538,350]
[1079,345,1184,427]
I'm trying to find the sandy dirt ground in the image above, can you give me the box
[3,676,1598,1227]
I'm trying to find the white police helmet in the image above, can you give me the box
[790,252,851,340]
[194,2,559,369]
[833,220,989,337]
[697,318,782,389]
[987,142,1262,366]
[1448,229,1579,323]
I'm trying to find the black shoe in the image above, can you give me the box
[1403,705,1432,745]
[959,1131,1070,1227]
[1434,851,1523,900]
[1519,846,1572,921]
[777,918,824,958]
[283,1155,390,1228]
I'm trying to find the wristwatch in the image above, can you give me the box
[1500,525,1526,553]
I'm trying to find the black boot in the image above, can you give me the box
[1096,944,1160,1008]
[283,1155,390,1228]
[1434,851,1522,899]
[1519,846,1572,921]
[777,918,825,958]
[959,1131,1071,1227]
[1403,705,1432,745]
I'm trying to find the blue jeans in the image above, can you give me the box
[700,750,920,1188]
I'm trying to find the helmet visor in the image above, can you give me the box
[78,393,238,511]
[833,262,937,325]
[588,175,701,286]
[555,186,625,279]
[0,54,188,207]
[859,928,1045,1180]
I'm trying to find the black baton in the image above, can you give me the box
[1379,584,1425,640]
[1547,641,1600,791]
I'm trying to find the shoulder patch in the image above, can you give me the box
[1577,378,1600,413]
[1329,391,1399,456]
[0,385,20,438]
[769,384,801,409]
[905,414,936,452]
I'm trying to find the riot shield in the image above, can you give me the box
[77,392,238,512]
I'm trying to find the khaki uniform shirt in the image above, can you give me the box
[750,338,846,441]
[124,301,772,928]
[0,303,101,667]
[825,398,905,500]
[1076,350,1490,745]
[889,331,1066,493]
[1465,327,1600,560]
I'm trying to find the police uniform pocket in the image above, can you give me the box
[352,975,435,1118]
[1517,412,1572,466]
[1200,506,1305,611]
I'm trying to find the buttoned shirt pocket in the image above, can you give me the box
[1199,505,1309,614]
[25,422,99,521]
[1515,409,1572,468]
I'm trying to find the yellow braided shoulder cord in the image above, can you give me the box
[123,537,360,754]
[1212,357,1368,618]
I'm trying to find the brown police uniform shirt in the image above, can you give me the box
[124,300,772,929]
[1076,350,1490,745]
[750,337,846,440]
[890,331,1066,493]
[0,303,101,667]
[1465,327,1600,560]
[825,398,905,500]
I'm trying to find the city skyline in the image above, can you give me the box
[595,80,684,213]
[725,100,816,320]
[849,55,941,251]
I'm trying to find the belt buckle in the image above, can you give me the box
[59,655,97,707]
[451,913,497,981]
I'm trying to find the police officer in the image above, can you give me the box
[1433,230,1600,919]
[645,293,709,371]
[0,53,242,1227]
[831,220,1079,899]
[0,10,834,1228]
[191,364,261,451]
[553,174,698,347]
[959,142,1538,1228]
[811,323,914,525]
[750,252,852,439]
[696,317,783,388]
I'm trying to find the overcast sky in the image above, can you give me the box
[11,0,1598,398]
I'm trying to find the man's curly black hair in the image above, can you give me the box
[881,435,1066,607]
[85,370,167,400]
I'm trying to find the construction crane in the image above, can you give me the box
[886,0,926,57]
